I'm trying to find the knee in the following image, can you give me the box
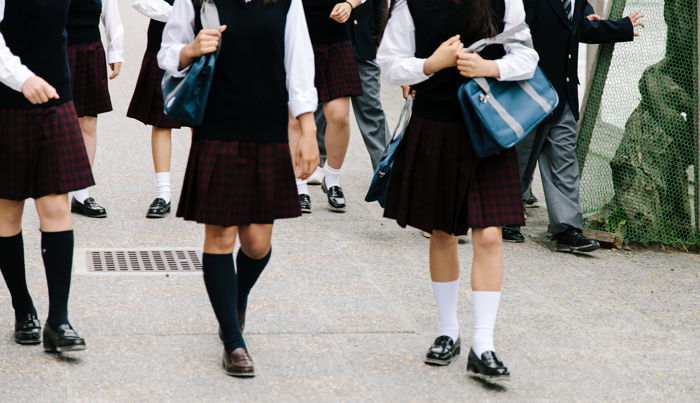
[39,201,70,223]
[472,227,503,251]
[240,238,271,260]
[325,106,350,128]
[430,230,457,248]
[206,229,237,253]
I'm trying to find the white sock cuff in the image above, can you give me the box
[73,188,90,203]
[296,179,308,195]
[432,280,461,342]
[155,172,171,183]
[323,163,342,174]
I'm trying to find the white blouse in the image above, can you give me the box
[102,0,125,64]
[131,0,173,23]
[158,0,318,118]
[377,0,539,86]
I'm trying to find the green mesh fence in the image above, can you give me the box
[576,0,699,245]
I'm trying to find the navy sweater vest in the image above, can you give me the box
[0,0,72,108]
[303,0,350,45]
[67,0,103,44]
[147,0,175,52]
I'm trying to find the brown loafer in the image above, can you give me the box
[223,348,255,377]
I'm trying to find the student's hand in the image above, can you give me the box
[184,25,227,59]
[626,11,645,36]
[294,113,320,180]
[21,76,59,104]
[586,14,602,20]
[330,2,353,24]
[109,62,122,80]
[457,52,500,78]
[401,86,415,99]
[424,35,463,75]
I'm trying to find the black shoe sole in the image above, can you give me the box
[300,207,312,214]
[14,336,41,345]
[71,206,107,218]
[146,209,171,219]
[43,338,86,353]
[222,360,255,378]
[503,237,525,244]
[555,243,600,253]
[328,205,346,213]
[425,346,461,366]
[466,363,511,380]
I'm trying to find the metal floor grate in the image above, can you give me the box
[86,250,202,272]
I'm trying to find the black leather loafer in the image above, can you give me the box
[467,348,510,380]
[425,335,461,366]
[146,198,171,219]
[71,197,107,218]
[321,178,346,212]
[299,194,312,214]
[14,313,41,345]
[223,348,255,377]
[502,227,525,243]
[43,323,86,353]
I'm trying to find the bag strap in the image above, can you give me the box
[200,0,223,57]
[465,22,532,53]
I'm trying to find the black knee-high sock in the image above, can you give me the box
[0,232,37,319]
[202,253,245,353]
[236,248,271,315]
[41,230,74,328]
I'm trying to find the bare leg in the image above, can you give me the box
[151,127,172,174]
[322,97,351,170]
[78,117,98,166]
[204,224,238,255]
[429,230,460,282]
[0,199,24,236]
[35,194,72,232]
[471,227,504,291]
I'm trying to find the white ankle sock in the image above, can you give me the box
[472,291,501,357]
[155,172,172,203]
[73,188,90,203]
[431,280,460,342]
[296,179,308,195]
[323,163,342,188]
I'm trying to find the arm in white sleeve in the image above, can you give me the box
[131,0,173,23]
[157,0,195,77]
[102,0,125,64]
[494,0,539,81]
[285,0,318,117]
[0,0,34,92]
[376,0,432,86]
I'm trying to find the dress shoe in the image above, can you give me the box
[307,166,324,185]
[425,335,461,366]
[299,194,312,214]
[502,227,525,243]
[222,348,255,377]
[43,323,86,353]
[146,198,171,218]
[524,194,539,208]
[321,178,346,212]
[14,313,41,345]
[467,348,510,379]
[555,227,600,253]
[71,197,107,218]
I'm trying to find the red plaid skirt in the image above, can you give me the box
[314,41,362,103]
[177,140,301,227]
[67,41,113,117]
[127,50,185,129]
[0,102,94,201]
[383,115,525,235]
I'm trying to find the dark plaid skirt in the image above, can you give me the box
[314,41,362,103]
[127,50,185,129]
[0,102,95,201]
[67,41,113,117]
[383,115,525,236]
[177,139,301,227]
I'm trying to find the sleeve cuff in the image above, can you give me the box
[288,88,319,118]
[107,51,124,64]
[13,69,35,93]
[494,59,513,82]
[162,44,191,78]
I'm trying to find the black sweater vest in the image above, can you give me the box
[408,0,505,122]
[0,0,72,108]
[67,0,103,45]
[194,0,291,143]
[147,0,175,52]
[303,0,350,45]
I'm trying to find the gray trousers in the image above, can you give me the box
[514,105,583,235]
[316,56,390,170]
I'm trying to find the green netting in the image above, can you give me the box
[576,0,699,245]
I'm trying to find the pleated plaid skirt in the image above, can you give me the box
[127,50,185,129]
[383,115,525,236]
[314,40,362,103]
[66,41,113,117]
[177,139,301,227]
[0,102,94,201]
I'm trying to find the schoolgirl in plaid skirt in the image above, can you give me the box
[129,0,187,219]
[291,0,364,214]
[0,0,93,353]
[158,0,319,377]
[66,0,124,218]
[377,0,539,379]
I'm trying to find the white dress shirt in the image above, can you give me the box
[158,0,318,118]
[0,0,34,92]
[377,0,539,86]
[102,0,125,64]
[131,0,173,23]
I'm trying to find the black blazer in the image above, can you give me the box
[524,0,633,119]
[347,0,389,61]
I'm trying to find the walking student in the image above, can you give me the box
[0,0,92,353]
[502,0,644,250]
[67,0,124,218]
[159,0,318,377]
[378,0,538,378]
[293,0,364,214]
[129,0,187,219]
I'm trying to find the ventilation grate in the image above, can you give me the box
[86,249,202,272]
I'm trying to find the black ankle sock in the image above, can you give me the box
[41,230,74,328]
[0,232,37,320]
[236,248,271,315]
[202,253,245,353]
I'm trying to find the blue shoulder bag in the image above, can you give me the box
[457,23,559,158]
[161,0,221,126]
